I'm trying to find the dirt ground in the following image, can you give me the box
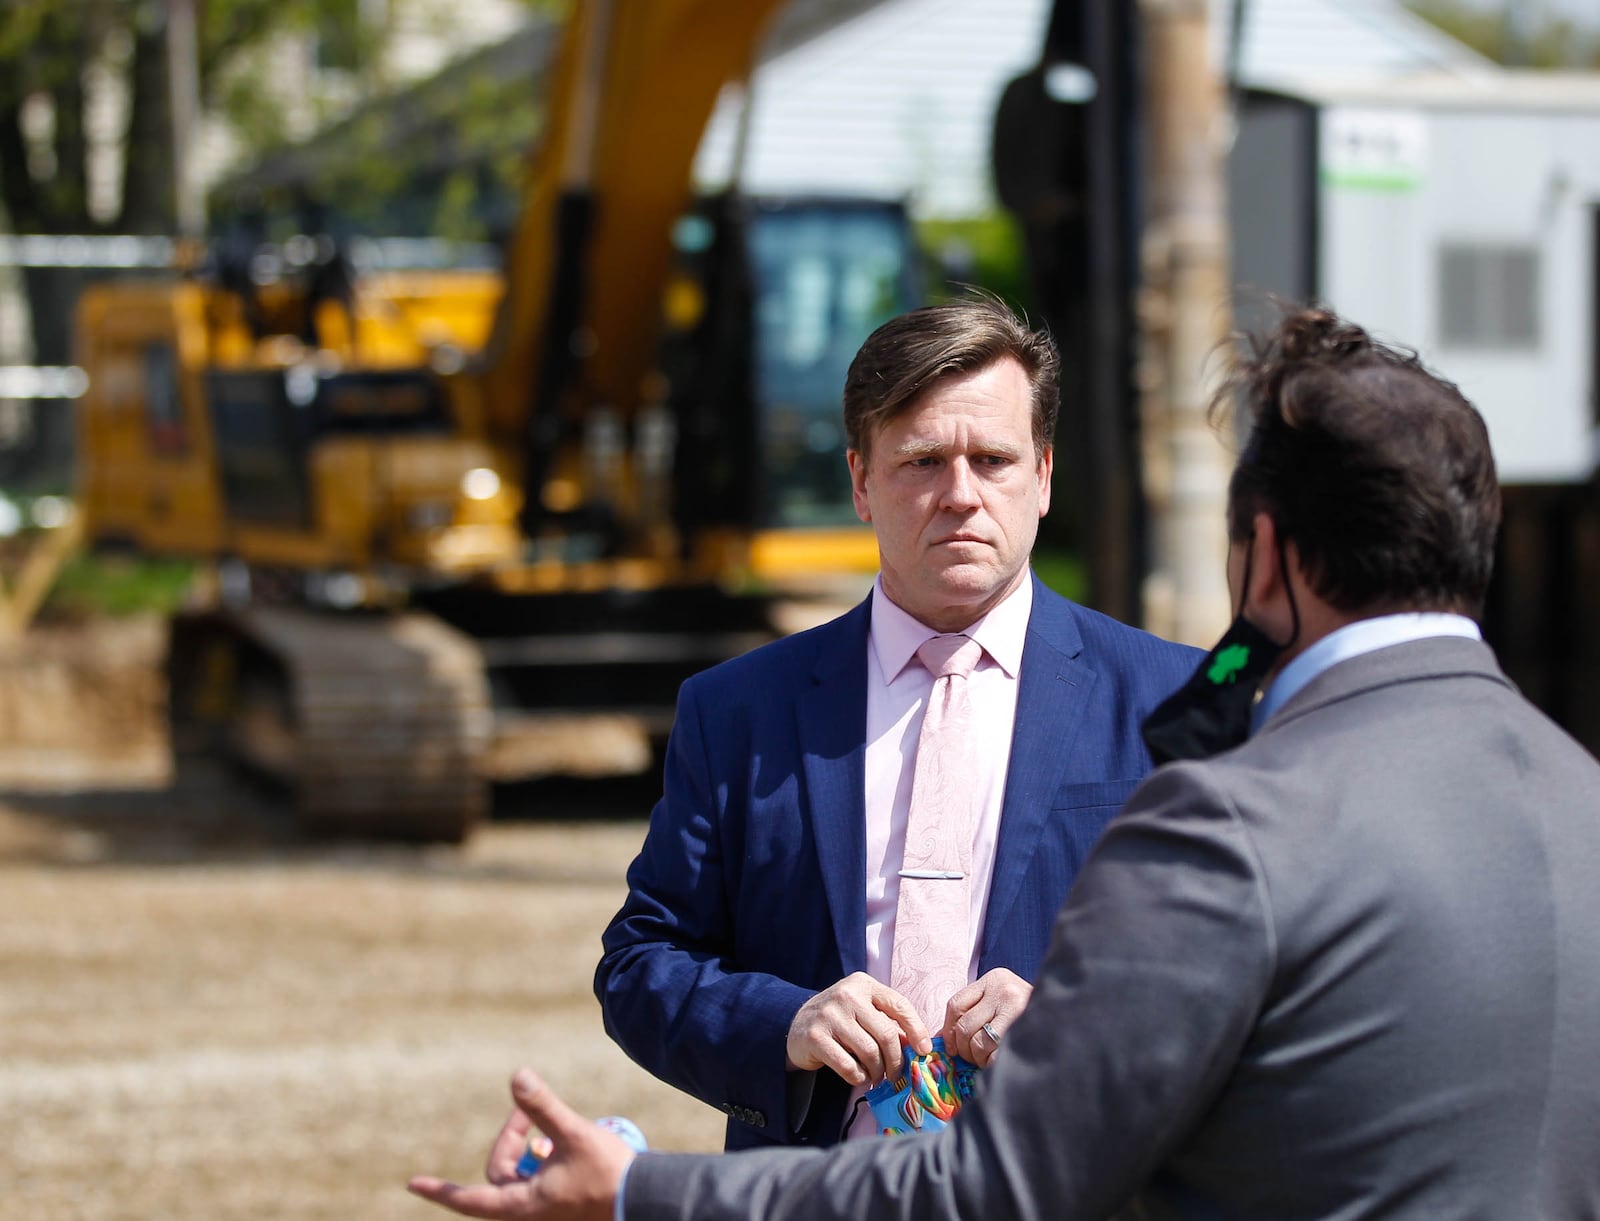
[0,617,726,1221]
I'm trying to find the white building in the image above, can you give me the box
[1232,71,1600,484]
[697,0,1495,217]
[700,0,1597,483]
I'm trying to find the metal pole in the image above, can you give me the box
[166,0,205,238]
[1137,0,1233,647]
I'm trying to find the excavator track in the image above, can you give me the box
[169,606,491,842]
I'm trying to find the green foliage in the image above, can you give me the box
[916,212,1033,314]
[215,58,296,155]
[45,553,196,619]
[212,12,549,241]
[0,4,50,61]
[201,0,377,82]
[1405,1,1600,68]
[1030,547,1087,605]
[0,1,69,72]
[203,0,396,158]
[0,0,551,228]
[434,170,491,243]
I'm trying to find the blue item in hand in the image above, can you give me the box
[515,1115,649,1178]
[863,1036,981,1136]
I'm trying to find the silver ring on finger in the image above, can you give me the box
[981,1021,1001,1046]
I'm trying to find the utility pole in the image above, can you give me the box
[992,0,1144,626]
[1136,0,1233,647]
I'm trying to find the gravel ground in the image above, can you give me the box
[0,619,725,1221]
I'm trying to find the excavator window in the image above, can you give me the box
[661,196,917,539]
[144,343,188,455]
[747,199,917,529]
[206,370,316,530]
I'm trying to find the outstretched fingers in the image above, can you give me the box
[407,1177,530,1220]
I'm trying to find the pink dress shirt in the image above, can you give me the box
[844,573,1031,1137]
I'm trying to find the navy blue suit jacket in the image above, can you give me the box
[595,574,1198,1150]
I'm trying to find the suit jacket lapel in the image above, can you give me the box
[797,595,872,975]
[982,576,1094,966]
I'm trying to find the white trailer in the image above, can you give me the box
[1233,70,1600,484]
[1232,72,1600,753]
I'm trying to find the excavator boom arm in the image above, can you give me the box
[485,0,792,428]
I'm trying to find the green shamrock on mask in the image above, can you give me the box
[1207,643,1252,686]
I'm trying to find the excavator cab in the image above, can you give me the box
[660,193,916,586]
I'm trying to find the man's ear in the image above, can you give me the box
[847,449,871,524]
[1243,512,1297,644]
[1243,513,1279,607]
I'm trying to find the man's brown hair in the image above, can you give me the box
[842,294,1060,459]
[1218,305,1502,616]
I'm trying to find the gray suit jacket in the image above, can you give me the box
[625,637,1600,1219]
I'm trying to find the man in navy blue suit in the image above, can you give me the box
[593,297,1197,1150]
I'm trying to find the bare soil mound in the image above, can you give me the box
[0,614,168,789]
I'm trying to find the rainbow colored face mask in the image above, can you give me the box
[862,1036,981,1136]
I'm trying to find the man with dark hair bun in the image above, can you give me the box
[413,305,1600,1221]
[1223,308,1500,617]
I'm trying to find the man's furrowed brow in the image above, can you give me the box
[893,438,948,459]
[981,440,1027,461]
[890,438,1025,460]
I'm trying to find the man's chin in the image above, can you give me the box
[929,552,1012,582]
[926,566,1015,610]
[884,561,1025,627]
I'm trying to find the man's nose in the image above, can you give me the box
[939,459,982,511]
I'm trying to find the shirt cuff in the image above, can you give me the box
[614,1155,633,1221]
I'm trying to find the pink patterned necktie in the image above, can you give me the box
[889,633,986,1033]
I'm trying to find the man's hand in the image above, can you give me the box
[408,1068,635,1221]
[942,967,1032,1067]
[786,972,932,1085]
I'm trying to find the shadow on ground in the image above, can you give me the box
[0,760,657,880]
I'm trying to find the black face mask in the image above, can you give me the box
[1139,614,1287,766]
[1139,541,1299,766]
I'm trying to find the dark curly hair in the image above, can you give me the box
[1216,306,1501,616]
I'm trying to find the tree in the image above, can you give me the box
[0,2,390,358]
[1405,1,1600,69]
[0,1,436,489]
[209,20,555,245]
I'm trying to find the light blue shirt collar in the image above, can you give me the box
[1250,613,1482,735]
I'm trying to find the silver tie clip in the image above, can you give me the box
[898,869,966,880]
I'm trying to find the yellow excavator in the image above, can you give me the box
[73,0,918,839]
